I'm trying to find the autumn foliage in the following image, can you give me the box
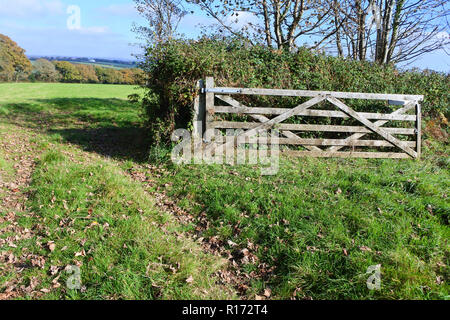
[0,34,33,81]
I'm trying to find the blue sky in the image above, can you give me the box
[0,0,448,71]
[0,0,209,60]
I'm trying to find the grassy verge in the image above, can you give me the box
[151,152,449,299]
[0,84,234,299]
[3,141,233,299]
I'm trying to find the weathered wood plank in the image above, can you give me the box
[279,130,322,151]
[215,136,416,147]
[193,79,205,139]
[416,103,421,159]
[204,77,215,142]
[208,87,423,101]
[214,104,416,121]
[327,97,417,158]
[282,150,411,159]
[212,121,415,135]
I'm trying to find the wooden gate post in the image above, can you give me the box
[193,79,205,140]
[205,77,215,143]
[416,102,422,159]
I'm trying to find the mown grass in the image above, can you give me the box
[0,83,144,129]
[0,83,148,162]
[0,83,138,103]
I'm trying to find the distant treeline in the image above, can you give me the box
[29,59,144,85]
[0,33,143,85]
[29,56,137,69]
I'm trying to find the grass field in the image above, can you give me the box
[31,59,135,70]
[0,83,448,300]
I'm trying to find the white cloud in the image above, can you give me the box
[99,4,139,18]
[0,0,64,17]
[225,11,259,29]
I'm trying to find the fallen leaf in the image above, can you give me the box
[227,240,237,247]
[49,265,59,275]
[186,276,194,283]
[75,249,86,257]
[48,242,56,252]
[263,288,272,298]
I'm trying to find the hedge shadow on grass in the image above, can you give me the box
[1,97,150,163]
[48,127,150,163]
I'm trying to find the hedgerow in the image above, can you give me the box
[139,38,449,145]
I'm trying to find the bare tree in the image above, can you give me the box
[328,0,450,65]
[133,0,187,45]
[187,0,335,52]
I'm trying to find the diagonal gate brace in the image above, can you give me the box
[327,97,417,158]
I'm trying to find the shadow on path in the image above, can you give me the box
[49,127,150,163]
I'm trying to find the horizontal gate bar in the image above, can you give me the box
[205,87,423,101]
[212,121,416,135]
[214,136,416,148]
[214,106,416,121]
[282,150,411,159]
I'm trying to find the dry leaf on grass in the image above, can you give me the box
[48,242,56,252]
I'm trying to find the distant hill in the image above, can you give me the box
[28,56,138,69]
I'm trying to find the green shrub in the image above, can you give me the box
[139,38,449,144]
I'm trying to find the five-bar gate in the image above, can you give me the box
[193,77,423,159]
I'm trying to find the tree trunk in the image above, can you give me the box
[356,0,367,60]
[262,0,273,48]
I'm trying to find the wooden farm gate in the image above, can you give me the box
[193,77,423,159]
